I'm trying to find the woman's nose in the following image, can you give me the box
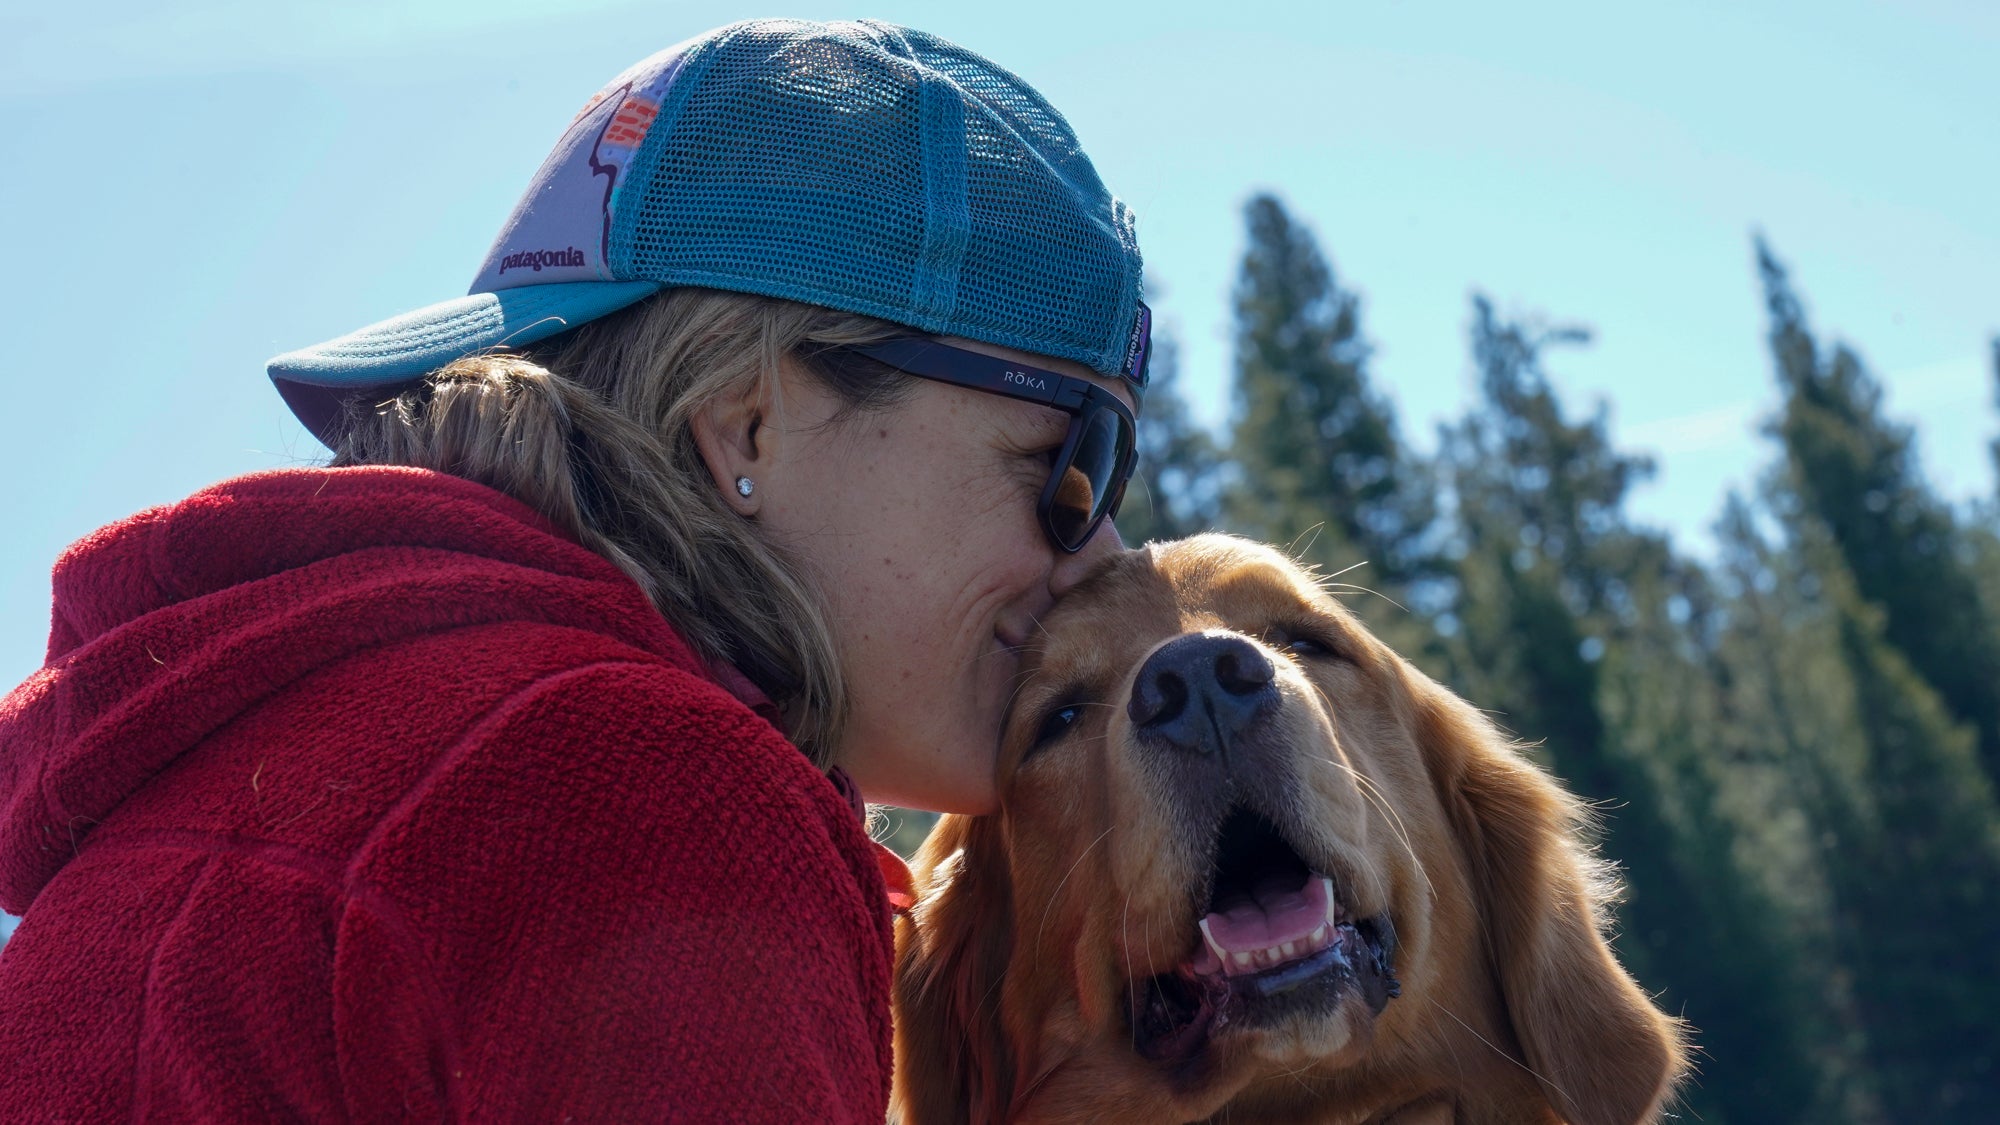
[1049,518,1126,598]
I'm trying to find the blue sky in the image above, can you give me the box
[1,0,1995,702]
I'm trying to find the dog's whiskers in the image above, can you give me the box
[1434,1000,1576,1112]
[1143,905,1162,1022]
[1285,522,1328,561]
[1011,1054,1073,1117]
[1318,581,1409,613]
[1000,662,1048,714]
[1316,557,1369,581]
[975,646,1032,668]
[1271,1053,1327,1089]
[1120,885,1139,1049]
[1310,753,1438,906]
[1036,824,1115,952]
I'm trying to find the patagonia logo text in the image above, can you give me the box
[498,247,587,274]
[1124,301,1153,383]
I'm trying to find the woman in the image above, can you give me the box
[0,19,1146,1121]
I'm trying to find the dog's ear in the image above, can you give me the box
[892,813,1016,1125]
[1411,675,1687,1125]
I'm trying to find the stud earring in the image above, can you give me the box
[735,476,755,498]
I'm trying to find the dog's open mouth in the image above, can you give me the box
[1129,807,1398,1064]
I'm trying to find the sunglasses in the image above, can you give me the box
[846,337,1141,553]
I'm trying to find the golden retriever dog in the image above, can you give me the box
[893,535,1686,1124]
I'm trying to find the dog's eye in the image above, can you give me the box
[1282,633,1342,661]
[1032,703,1083,749]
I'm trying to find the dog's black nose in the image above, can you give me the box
[1128,633,1277,755]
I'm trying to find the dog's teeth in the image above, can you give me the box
[1310,924,1328,947]
[1232,951,1252,969]
[1199,918,1230,966]
[1279,941,1296,958]
[1321,877,1339,925]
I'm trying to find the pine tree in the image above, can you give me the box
[1804,532,2000,1122]
[1594,538,1830,1124]
[1444,298,1822,1123]
[1990,335,2000,484]
[1750,249,2000,1113]
[1749,240,2000,1115]
[1713,496,1890,1123]
[1114,332,1225,545]
[1758,239,2000,787]
[1442,297,1643,774]
[1225,194,1431,589]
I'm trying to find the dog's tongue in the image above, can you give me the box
[1191,875,1338,976]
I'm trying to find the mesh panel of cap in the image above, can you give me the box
[611,19,1140,377]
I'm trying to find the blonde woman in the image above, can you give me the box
[0,20,1146,1121]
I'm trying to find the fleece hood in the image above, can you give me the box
[0,467,699,914]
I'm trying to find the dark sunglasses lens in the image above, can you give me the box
[1046,408,1131,549]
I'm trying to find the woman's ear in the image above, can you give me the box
[1412,675,1688,1125]
[688,379,770,513]
[893,814,1017,1125]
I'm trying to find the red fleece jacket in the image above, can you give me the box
[0,467,895,1122]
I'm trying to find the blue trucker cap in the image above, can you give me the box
[268,18,1149,445]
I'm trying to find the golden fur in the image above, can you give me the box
[893,535,1687,1124]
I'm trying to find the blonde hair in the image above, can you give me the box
[330,287,913,766]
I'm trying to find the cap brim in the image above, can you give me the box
[267,280,662,447]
